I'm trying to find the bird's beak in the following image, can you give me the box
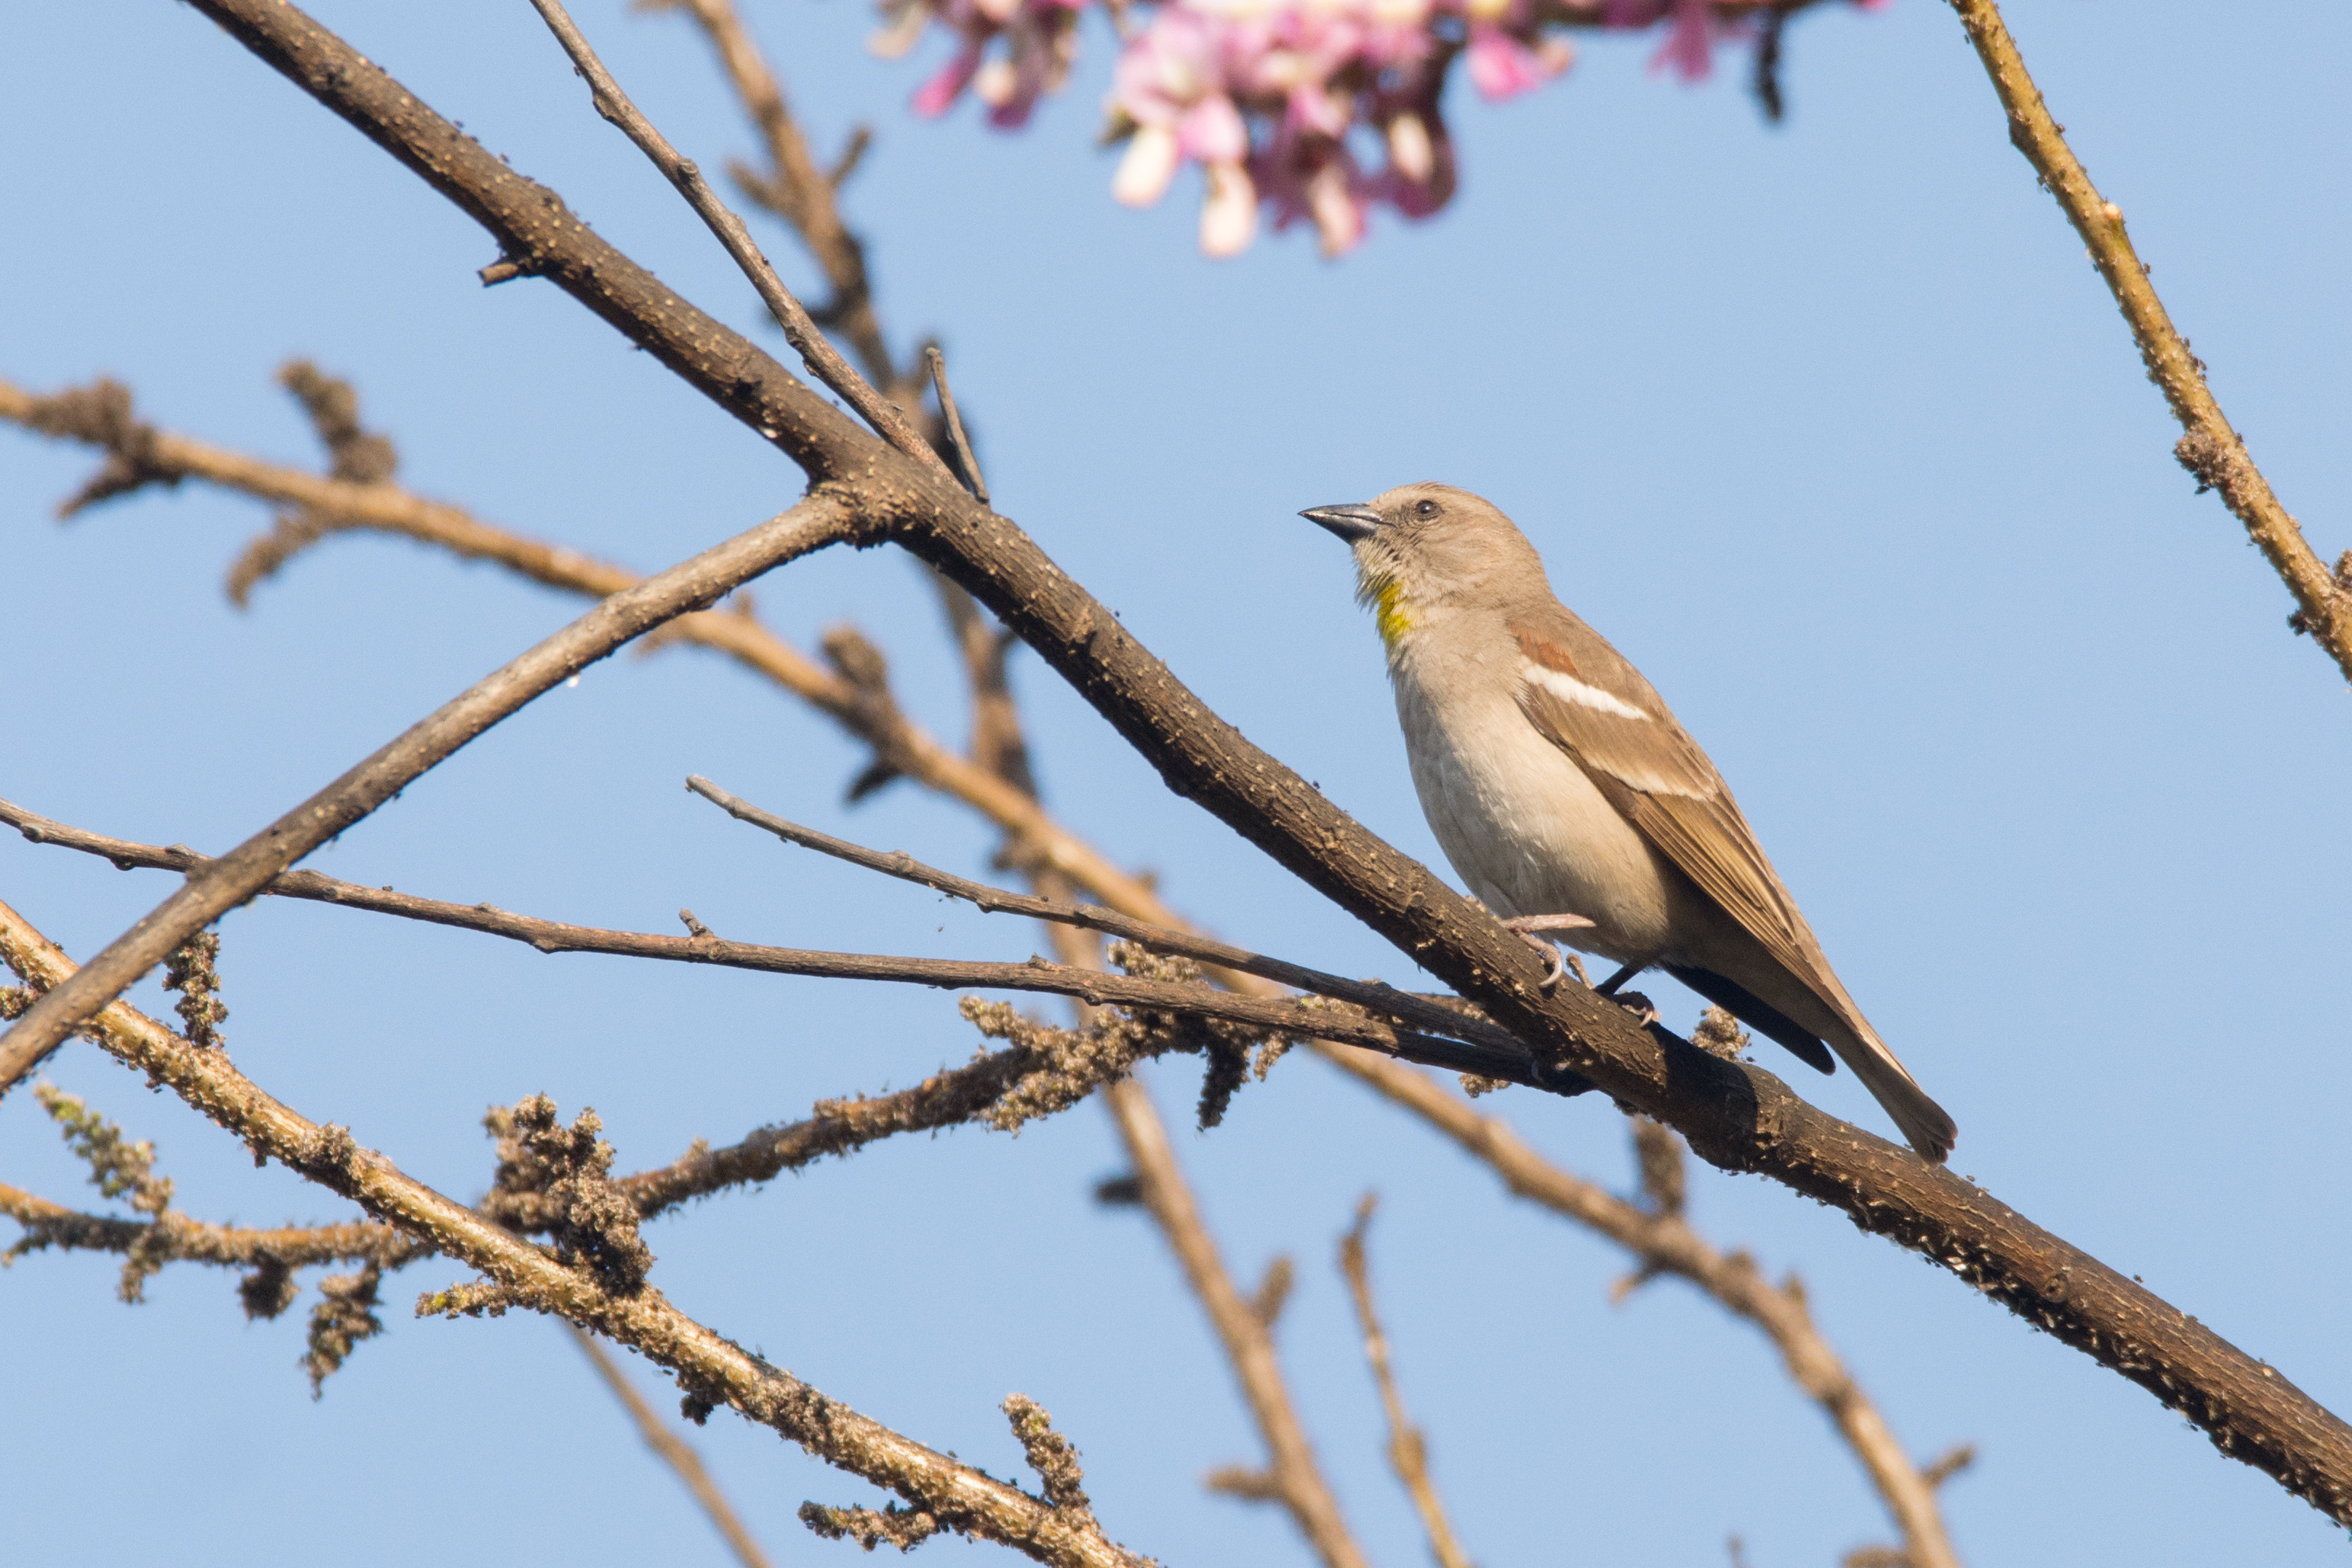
[1299,503,1382,544]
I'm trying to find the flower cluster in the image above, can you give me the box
[880,0,1848,256]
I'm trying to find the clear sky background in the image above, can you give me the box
[4,1,2347,1564]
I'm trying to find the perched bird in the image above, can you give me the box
[1301,482,1956,1162]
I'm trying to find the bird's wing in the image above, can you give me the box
[1506,605,1834,1002]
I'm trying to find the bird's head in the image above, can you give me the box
[1299,483,1544,648]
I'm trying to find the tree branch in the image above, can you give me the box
[569,1324,776,1568]
[0,494,855,1094]
[636,0,894,391]
[171,0,2352,1521]
[1,1180,425,1274]
[0,894,1152,1568]
[0,371,1167,931]
[1337,1196,1475,1568]
[523,0,947,478]
[0,796,1523,1080]
[1942,0,2351,681]
[1326,1056,1964,1568]
[680,776,1554,1065]
[1104,1076,1370,1568]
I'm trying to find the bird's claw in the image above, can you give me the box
[1501,913,1595,990]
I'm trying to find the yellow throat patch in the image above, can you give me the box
[1373,580,1413,647]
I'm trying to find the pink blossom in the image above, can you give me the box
[884,0,1884,255]
[1465,26,1569,102]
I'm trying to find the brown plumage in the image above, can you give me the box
[1301,482,1956,1162]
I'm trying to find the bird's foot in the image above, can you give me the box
[1501,913,1596,990]
[1611,990,1660,1025]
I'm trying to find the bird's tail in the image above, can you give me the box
[1821,1019,1956,1165]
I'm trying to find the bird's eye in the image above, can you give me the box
[1414,499,1440,520]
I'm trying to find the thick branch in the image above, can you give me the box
[180,0,2352,1521]
[1943,0,2351,681]
[0,494,856,1093]
[0,896,1149,1568]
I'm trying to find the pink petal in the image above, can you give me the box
[1177,95,1250,166]
[912,45,983,117]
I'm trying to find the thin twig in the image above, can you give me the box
[681,776,1547,1062]
[944,555,1368,1568]
[926,345,990,504]
[1325,1056,1963,1568]
[1,1180,425,1272]
[0,372,1164,930]
[1338,1196,1475,1568]
[0,895,1151,1568]
[0,495,855,1096]
[525,0,947,479]
[1943,0,2350,681]
[638,0,894,389]
[569,1324,776,1568]
[1104,1077,1370,1568]
[0,797,1525,1079]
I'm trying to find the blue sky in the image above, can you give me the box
[3,1,2347,1564]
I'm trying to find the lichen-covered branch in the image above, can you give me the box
[1943,0,2351,683]
[0,894,1152,1568]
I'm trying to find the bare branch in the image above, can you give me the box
[0,894,1153,1568]
[1338,1195,1474,1568]
[681,776,1555,1066]
[926,346,990,504]
[0,797,1536,1083]
[1943,0,2351,680]
[0,371,1163,924]
[0,493,855,1095]
[637,0,894,389]
[1325,1056,1964,1568]
[571,1324,776,1568]
[524,0,945,477]
[1104,1077,1370,1568]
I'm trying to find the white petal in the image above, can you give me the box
[1111,124,1181,208]
[1199,161,1258,257]
[972,57,1019,108]
[1386,113,1434,184]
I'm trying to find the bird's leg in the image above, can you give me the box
[1596,962,1645,996]
[1500,913,1596,990]
[1594,961,1658,1021]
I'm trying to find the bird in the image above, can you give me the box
[1300,481,1956,1163]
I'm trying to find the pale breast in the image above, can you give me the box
[1389,614,1676,962]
